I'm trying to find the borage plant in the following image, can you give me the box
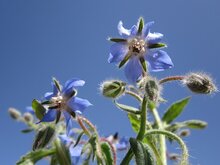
[9,17,217,165]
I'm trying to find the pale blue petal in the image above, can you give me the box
[124,57,142,83]
[40,109,56,122]
[118,21,130,36]
[146,50,174,71]
[59,134,72,146]
[116,137,129,151]
[63,78,85,96]
[68,97,92,113]
[70,145,83,165]
[108,43,128,63]
[130,25,138,36]
[44,92,55,100]
[146,32,164,44]
[63,111,74,135]
[142,21,154,38]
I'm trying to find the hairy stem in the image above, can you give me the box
[151,108,167,165]
[120,96,148,165]
[159,76,184,84]
[144,129,189,165]
[125,90,142,102]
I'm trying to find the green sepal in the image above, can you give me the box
[109,38,127,43]
[16,148,55,165]
[100,142,114,165]
[114,100,141,114]
[52,77,62,92]
[139,57,147,72]
[118,53,132,68]
[129,138,154,165]
[148,43,167,49]
[32,99,46,120]
[162,97,191,124]
[55,111,61,124]
[21,128,34,133]
[50,155,59,165]
[167,120,207,132]
[32,126,55,151]
[138,17,144,34]
[73,131,84,148]
[54,140,71,165]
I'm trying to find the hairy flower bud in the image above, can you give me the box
[182,72,217,94]
[138,77,161,102]
[23,112,34,123]
[8,107,21,120]
[100,80,126,98]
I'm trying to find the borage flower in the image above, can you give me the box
[39,78,92,132]
[108,17,174,83]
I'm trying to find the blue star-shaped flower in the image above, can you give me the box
[40,78,92,132]
[108,18,174,83]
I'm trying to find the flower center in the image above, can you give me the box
[129,38,146,55]
[51,95,65,110]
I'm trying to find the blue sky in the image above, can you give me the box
[0,0,219,164]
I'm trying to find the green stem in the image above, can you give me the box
[120,96,148,165]
[151,108,167,165]
[159,76,184,84]
[125,90,142,102]
[144,129,189,165]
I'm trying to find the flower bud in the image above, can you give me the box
[100,80,126,98]
[182,72,217,94]
[23,112,34,123]
[138,77,161,102]
[8,107,21,120]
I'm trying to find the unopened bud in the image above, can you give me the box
[182,72,217,94]
[100,80,126,98]
[179,129,190,137]
[138,77,161,102]
[23,112,34,123]
[8,107,21,120]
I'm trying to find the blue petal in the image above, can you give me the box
[146,50,174,71]
[124,57,142,83]
[118,21,130,36]
[40,109,56,122]
[44,92,55,100]
[116,137,129,150]
[59,134,72,146]
[142,21,154,38]
[26,106,34,114]
[63,78,85,96]
[130,25,138,36]
[146,32,164,44]
[68,97,92,114]
[52,82,59,95]
[63,111,74,135]
[70,145,83,164]
[108,43,128,63]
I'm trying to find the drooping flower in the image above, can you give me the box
[39,78,92,133]
[106,132,129,151]
[108,17,174,83]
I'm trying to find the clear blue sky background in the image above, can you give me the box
[0,0,219,164]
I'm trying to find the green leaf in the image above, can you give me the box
[139,57,147,72]
[148,43,167,49]
[32,99,46,120]
[21,128,34,133]
[16,148,55,165]
[109,38,127,43]
[127,113,140,133]
[101,142,114,165]
[162,97,191,124]
[32,126,55,151]
[114,100,141,114]
[54,140,71,165]
[129,138,153,165]
[118,53,132,68]
[138,17,144,34]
